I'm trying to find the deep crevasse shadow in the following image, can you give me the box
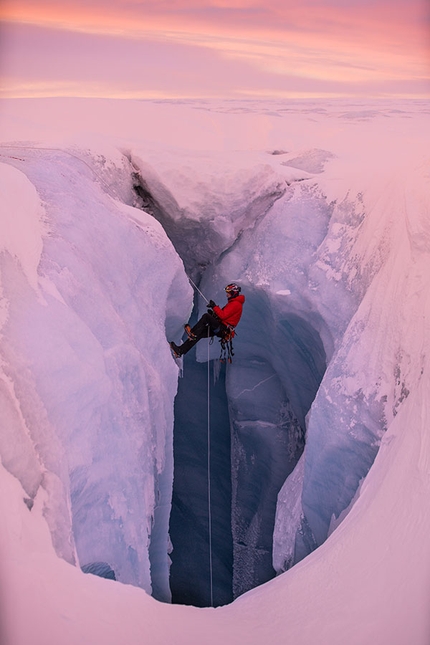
[169,353,233,607]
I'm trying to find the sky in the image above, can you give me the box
[0,0,429,99]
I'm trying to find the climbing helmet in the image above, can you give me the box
[225,283,241,297]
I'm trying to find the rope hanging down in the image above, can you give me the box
[188,275,213,604]
[207,326,214,606]
[184,275,214,604]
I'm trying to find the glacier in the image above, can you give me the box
[0,145,192,601]
[0,97,430,644]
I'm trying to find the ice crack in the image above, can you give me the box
[235,374,276,399]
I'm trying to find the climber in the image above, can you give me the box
[169,283,245,358]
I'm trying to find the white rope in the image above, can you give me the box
[188,276,209,304]
[207,327,214,607]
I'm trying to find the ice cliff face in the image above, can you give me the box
[0,147,192,601]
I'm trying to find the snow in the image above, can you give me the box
[1,97,430,643]
[0,162,45,294]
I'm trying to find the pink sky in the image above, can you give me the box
[1,0,429,98]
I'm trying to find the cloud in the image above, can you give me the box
[1,0,429,98]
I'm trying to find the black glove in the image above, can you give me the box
[207,299,216,308]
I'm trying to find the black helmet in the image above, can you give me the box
[225,283,241,297]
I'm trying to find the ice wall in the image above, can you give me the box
[0,147,192,600]
[272,156,422,570]
[190,149,405,582]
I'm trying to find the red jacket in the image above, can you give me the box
[213,295,245,328]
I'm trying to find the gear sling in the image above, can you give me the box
[215,323,235,363]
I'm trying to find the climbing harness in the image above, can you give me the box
[219,326,235,364]
[207,326,214,606]
[208,325,235,363]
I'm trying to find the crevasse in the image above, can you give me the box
[130,159,334,603]
[0,141,394,611]
[131,148,393,603]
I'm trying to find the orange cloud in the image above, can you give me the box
[1,0,429,98]
[2,0,426,45]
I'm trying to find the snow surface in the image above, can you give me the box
[1,97,430,644]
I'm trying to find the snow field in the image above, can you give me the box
[0,98,429,643]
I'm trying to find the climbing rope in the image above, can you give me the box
[186,276,214,604]
[207,326,214,607]
[188,276,209,304]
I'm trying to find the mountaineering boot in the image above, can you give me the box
[184,324,196,340]
[169,341,182,358]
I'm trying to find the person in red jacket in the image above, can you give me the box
[170,283,245,358]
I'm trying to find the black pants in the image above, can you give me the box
[180,312,226,356]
